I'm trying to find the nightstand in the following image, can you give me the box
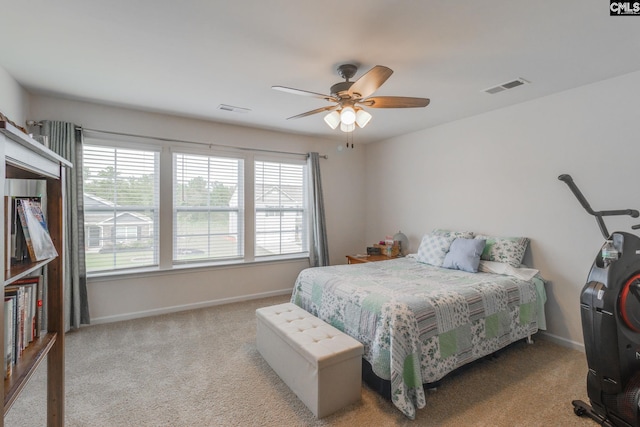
[346,254,396,264]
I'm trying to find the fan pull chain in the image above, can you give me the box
[344,131,355,148]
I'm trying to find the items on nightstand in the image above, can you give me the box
[366,246,381,255]
[374,239,400,257]
[350,232,406,264]
[393,231,409,256]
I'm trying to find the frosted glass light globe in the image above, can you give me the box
[340,107,356,125]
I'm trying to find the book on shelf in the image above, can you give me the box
[4,296,14,379]
[35,274,44,337]
[3,275,45,376]
[14,204,28,264]
[16,197,58,261]
[5,286,25,360]
[4,196,10,269]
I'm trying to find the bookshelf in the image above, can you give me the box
[0,121,71,427]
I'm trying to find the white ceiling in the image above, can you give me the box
[2,1,640,143]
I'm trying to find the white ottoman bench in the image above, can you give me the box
[256,302,364,418]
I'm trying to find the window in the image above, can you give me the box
[115,225,138,240]
[173,153,244,263]
[86,226,101,248]
[82,138,312,275]
[255,160,308,258]
[83,145,160,272]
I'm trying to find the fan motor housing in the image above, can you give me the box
[330,81,354,97]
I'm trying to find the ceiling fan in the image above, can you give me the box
[272,64,430,133]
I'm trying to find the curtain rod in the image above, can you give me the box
[83,127,329,159]
[29,121,327,159]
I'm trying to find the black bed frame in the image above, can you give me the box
[361,338,529,399]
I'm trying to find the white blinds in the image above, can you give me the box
[82,145,160,272]
[173,153,244,262]
[82,141,311,273]
[255,160,308,257]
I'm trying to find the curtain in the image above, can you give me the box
[41,121,90,331]
[307,152,329,267]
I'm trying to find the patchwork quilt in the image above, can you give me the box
[290,257,546,419]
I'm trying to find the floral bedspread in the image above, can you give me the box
[290,257,545,419]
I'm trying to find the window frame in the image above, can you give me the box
[172,151,245,265]
[82,140,161,274]
[254,157,309,260]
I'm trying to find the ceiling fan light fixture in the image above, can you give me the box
[340,122,355,133]
[273,64,429,133]
[355,109,372,128]
[323,110,340,129]
[340,106,356,126]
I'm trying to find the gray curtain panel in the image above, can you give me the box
[41,121,90,330]
[308,152,329,267]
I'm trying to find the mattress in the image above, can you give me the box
[290,257,546,419]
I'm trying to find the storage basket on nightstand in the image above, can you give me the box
[374,243,400,257]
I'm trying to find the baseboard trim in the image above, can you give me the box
[538,331,585,352]
[89,288,293,325]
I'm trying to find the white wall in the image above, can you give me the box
[0,65,29,126]
[29,96,367,323]
[366,70,640,349]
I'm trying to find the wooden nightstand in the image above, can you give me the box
[346,254,396,264]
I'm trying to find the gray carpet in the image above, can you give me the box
[5,295,594,426]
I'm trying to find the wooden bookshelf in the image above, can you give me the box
[0,121,68,426]
[5,258,56,285]
[3,333,56,415]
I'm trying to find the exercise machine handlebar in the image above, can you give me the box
[558,174,639,240]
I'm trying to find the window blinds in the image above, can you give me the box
[82,145,160,272]
[255,160,308,257]
[173,153,244,262]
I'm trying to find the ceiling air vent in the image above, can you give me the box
[217,104,251,113]
[483,78,530,95]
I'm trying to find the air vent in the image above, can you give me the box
[484,78,530,94]
[217,104,251,113]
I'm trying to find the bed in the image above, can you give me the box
[290,230,546,419]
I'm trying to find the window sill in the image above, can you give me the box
[87,255,311,283]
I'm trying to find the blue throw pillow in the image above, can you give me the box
[442,238,486,273]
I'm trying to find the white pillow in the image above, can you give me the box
[478,260,539,280]
[415,234,455,267]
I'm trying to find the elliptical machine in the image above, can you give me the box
[560,174,640,427]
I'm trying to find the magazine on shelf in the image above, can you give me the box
[16,198,58,261]
[5,196,40,266]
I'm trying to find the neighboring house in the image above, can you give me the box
[84,193,154,251]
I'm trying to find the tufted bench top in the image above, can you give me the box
[256,302,363,369]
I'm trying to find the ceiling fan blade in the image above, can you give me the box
[361,96,430,108]
[272,85,337,102]
[286,105,338,120]
[348,65,393,99]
